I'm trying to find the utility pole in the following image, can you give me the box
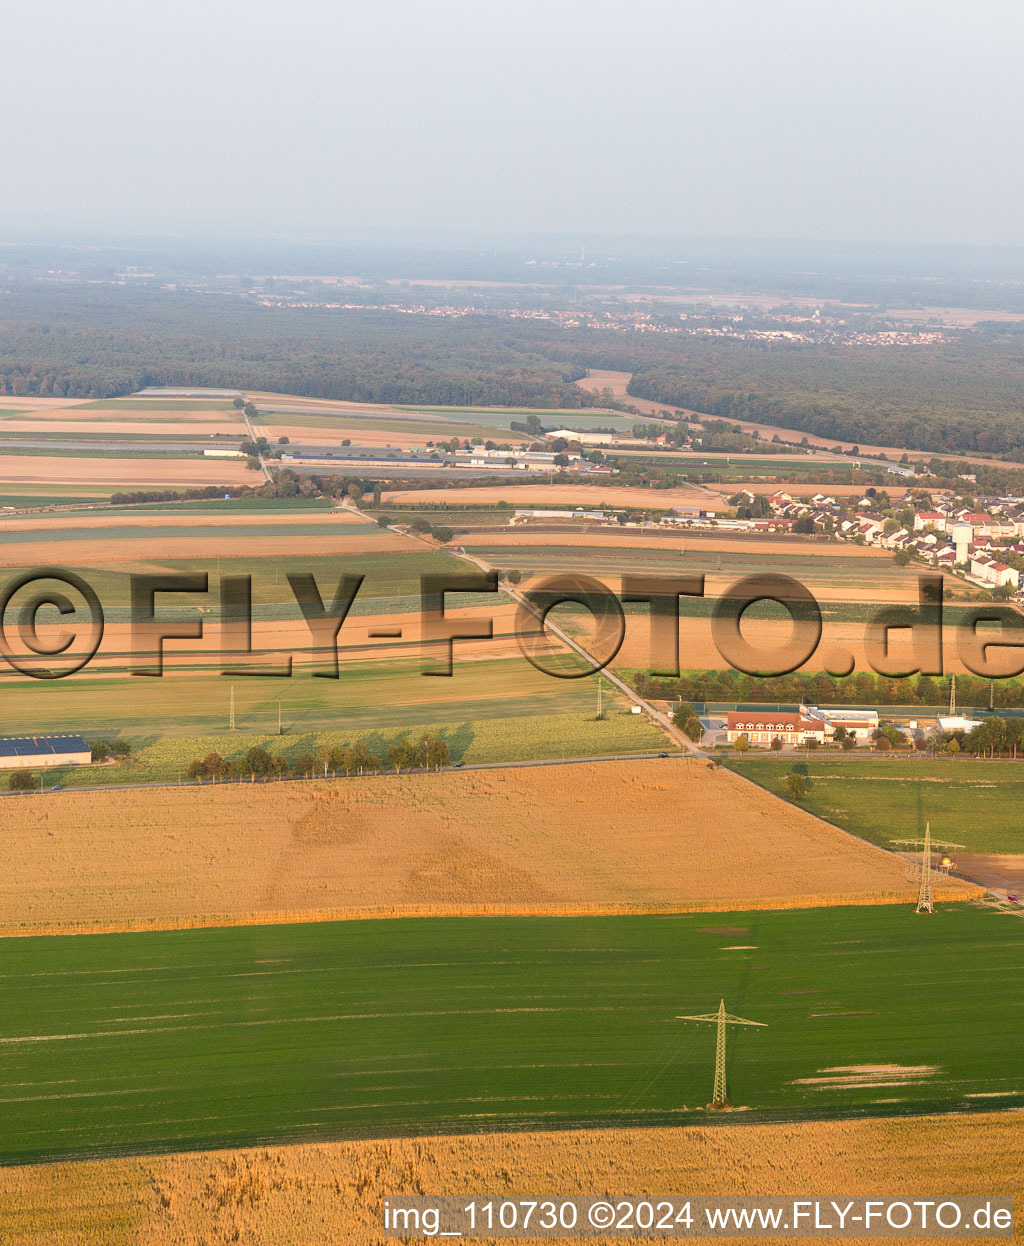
[597,676,603,720]
[278,700,282,735]
[890,823,966,913]
[677,999,766,1110]
[949,674,956,716]
[229,684,236,731]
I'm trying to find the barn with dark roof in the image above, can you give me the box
[0,736,91,770]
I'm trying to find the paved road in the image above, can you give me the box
[436,538,703,755]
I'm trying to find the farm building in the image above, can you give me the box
[726,712,826,747]
[0,736,91,770]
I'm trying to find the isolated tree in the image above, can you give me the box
[431,525,454,544]
[506,569,522,584]
[770,736,784,752]
[783,772,810,800]
[8,770,34,792]
[232,396,245,409]
[805,737,820,752]
[89,740,110,762]
[874,735,892,752]
[733,734,750,753]
[833,725,848,743]
[841,735,857,751]
[683,716,704,742]
[278,435,290,444]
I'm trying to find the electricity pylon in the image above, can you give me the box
[677,999,766,1110]
[890,822,965,913]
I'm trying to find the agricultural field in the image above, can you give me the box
[0,759,961,934]
[0,455,252,486]
[6,1111,1020,1245]
[382,484,718,507]
[728,756,1024,855]
[0,904,1014,1168]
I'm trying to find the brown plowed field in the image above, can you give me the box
[1,1112,1018,1245]
[0,761,977,936]
[0,457,253,486]
[0,531,420,565]
[0,510,361,533]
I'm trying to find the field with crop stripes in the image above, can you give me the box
[0,904,1019,1164]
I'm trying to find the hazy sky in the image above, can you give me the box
[2,0,1021,246]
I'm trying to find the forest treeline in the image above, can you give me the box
[4,285,1024,461]
[625,325,1024,458]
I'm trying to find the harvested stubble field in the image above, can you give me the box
[382,484,717,507]
[0,509,363,533]
[0,905,1013,1168]
[4,1112,1018,1245]
[0,528,421,565]
[0,761,976,934]
[0,456,252,486]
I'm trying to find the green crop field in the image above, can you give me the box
[0,650,641,745]
[0,905,1018,1164]
[27,708,666,788]
[727,757,1024,855]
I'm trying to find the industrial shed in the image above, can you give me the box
[0,736,91,770]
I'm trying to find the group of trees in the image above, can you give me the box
[637,668,1023,712]
[625,324,1024,461]
[186,734,452,783]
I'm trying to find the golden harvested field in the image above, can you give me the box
[738,481,909,499]
[2,1112,1018,1245]
[0,419,243,435]
[0,456,253,486]
[0,510,362,533]
[0,530,419,566]
[382,484,717,507]
[0,761,977,935]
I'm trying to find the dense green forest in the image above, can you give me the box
[625,325,1024,457]
[0,287,592,407]
[4,284,1024,460]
